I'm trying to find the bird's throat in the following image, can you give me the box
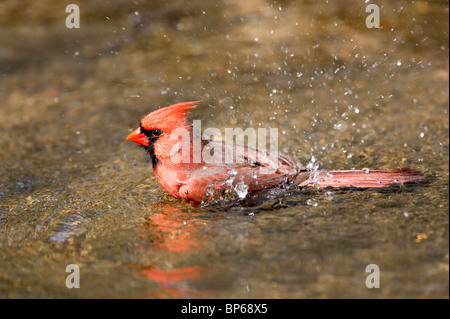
[142,142,160,168]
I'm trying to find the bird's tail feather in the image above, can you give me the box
[297,168,424,188]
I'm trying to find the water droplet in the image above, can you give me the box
[307,198,318,207]
[333,121,347,132]
[221,97,234,108]
[325,191,334,201]
[306,198,319,207]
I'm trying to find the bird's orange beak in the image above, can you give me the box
[126,128,149,147]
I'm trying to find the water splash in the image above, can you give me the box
[307,198,318,207]
[306,155,319,171]
[234,182,249,199]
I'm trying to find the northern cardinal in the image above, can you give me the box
[127,101,424,206]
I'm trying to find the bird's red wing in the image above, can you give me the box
[179,142,301,205]
[202,140,303,173]
[180,164,301,206]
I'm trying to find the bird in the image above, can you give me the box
[126,101,424,206]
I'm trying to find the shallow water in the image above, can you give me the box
[0,0,448,298]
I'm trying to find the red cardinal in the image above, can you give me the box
[127,101,424,206]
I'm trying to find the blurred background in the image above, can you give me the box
[0,0,448,298]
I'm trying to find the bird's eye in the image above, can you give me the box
[139,123,163,140]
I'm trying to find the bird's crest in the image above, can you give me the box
[140,101,199,132]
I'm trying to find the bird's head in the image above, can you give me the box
[126,101,199,167]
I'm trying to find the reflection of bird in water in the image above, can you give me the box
[133,204,212,298]
[148,206,203,252]
[141,266,208,298]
